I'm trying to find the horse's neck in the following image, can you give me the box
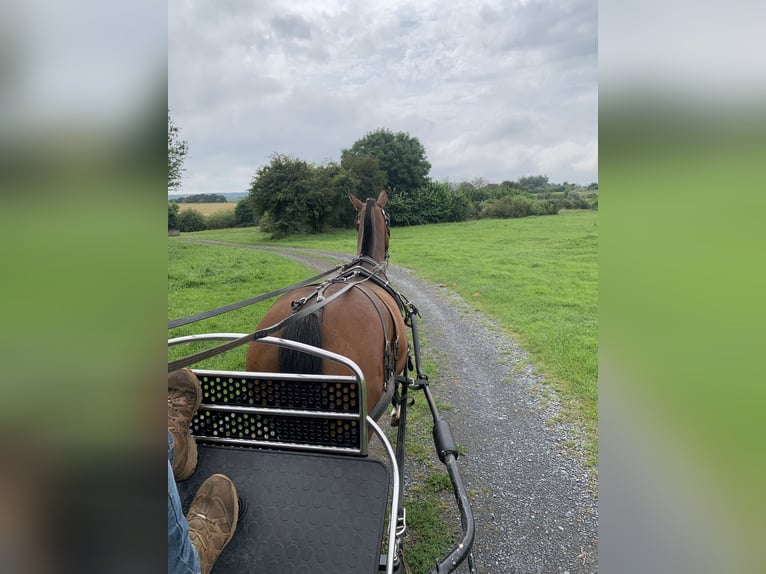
[358,234,387,263]
[358,204,388,263]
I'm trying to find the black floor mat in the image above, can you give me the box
[176,444,390,574]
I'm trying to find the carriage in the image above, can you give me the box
[168,192,475,573]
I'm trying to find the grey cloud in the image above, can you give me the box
[169,0,597,194]
[271,14,312,40]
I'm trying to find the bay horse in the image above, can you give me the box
[245,190,409,421]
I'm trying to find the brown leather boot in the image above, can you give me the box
[186,474,239,574]
[168,368,202,480]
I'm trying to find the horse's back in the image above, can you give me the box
[246,283,390,371]
[245,281,408,418]
[245,285,318,372]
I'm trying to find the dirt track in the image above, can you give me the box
[187,240,599,573]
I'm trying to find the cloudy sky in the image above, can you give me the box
[168,0,597,196]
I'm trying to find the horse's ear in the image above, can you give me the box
[377,189,388,208]
[349,193,364,211]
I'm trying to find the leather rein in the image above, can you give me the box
[168,257,411,373]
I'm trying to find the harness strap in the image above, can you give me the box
[168,279,358,372]
[353,284,396,385]
[342,261,409,318]
[168,265,344,329]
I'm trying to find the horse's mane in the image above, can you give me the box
[359,197,376,257]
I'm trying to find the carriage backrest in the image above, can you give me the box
[190,368,369,455]
[169,335,370,455]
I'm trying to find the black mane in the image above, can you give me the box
[360,197,376,257]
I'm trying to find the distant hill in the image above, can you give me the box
[169,192,248,203]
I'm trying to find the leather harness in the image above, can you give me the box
[288,259,406,387]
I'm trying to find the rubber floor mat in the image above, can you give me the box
[176,444,390,574]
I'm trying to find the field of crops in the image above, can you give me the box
[176,202,235,216]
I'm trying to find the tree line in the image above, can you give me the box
[168,114,597,236]
[173,193,228,204]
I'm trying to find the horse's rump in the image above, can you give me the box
[246,280,408,420]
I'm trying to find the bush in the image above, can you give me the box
[386,182,473,226]
[531,199,559,216]
[177,209,206,232]
[168,201,179,230]
[234,198,257,227]
[480,196,532,218]
[205,210,237,230]
[444,187,474,221]
[386,193,421,226]
[479,195,558,219]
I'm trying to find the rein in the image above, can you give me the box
[168,264,344,329]
[167,277,359,372]
[168,260,401,373]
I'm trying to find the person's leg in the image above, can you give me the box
[168,370,238,574]
[186,473,239,574]
[168,369,202,480]
[168,432,200,574]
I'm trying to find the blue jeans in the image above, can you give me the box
[168,431,200,574]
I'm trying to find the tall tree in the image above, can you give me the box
[340,155,387,197]
[517,175,549,193]
[247,154,321,238]
[168,110,188,192]
[341,128,431,197]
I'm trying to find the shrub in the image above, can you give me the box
[205,210,237,230]
[168,201,179,230]
[479,195,558,219]
[177,209,206,232]
[386,182,473,226]
[444,187,474,221]
[412,182,452,224]
[386,193,421,226]
[531,199,559,216]
[234,198,257,227]
[480,196,533,218]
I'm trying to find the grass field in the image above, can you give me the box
[168,241,311,370]
[175,202,236,216]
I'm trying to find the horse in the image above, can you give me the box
[245,190,409,422]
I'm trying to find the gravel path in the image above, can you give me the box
[188,240,599,573]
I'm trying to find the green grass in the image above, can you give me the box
[394,213,597,462]
[186,211,598,462]
[168,241,315,370]
[396,351,460,572]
